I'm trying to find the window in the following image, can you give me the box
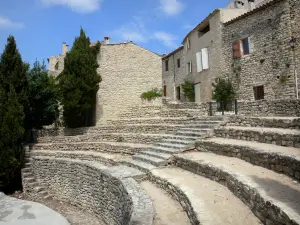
[187,61,192,74]
[196,48,209,72]
[242,38,250,55]
[165,60,169,71]
[177,58,181,68]
[54,62,59,71]
[198,24,210,38]
[163,85,167,97]
[187,38,190,50]
[233,37,252,58]
[176,86,181,100]
[253,85,264,100]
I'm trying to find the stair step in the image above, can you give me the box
[133,154,167,166]
[176,131,208,137]
[140,150,172,160]
[27,182,38,187]
[24,177,35,183]
[161,138,194,145]
[25,162,32,167]
[196,137,300,181]
[22,172,32,178]
[153,142,186,149]
[43,195,52,200]
[33,186,45,192]
[22,168,31,173]
[123,159,157,172]
[175,152,300,224]
[151,167,261,225]
[148,146,183,154]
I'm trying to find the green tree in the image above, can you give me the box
[0,86,25,192]
[58,28,101,128]
[212,78,236,101]
[0,35,28,108]
[27,60,59,129]
[181,80,195,102]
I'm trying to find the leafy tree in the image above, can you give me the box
[58,28,101,128]
[212,78,236,101]
[26,60,59,129]
[181,80,195,102]
[0,86,25,192]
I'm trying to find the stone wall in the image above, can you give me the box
[222,0,298,100]
[29,157,153,225]
[96,43,162,122]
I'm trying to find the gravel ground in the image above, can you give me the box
[10,193,105,225]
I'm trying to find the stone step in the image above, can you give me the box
[226,116,300,129]
[25,162,31,167]
[33,186,45,193]
[33,141,150,155]
[133,154,168,167]
[140,150,172,160]
[179,126,214,131]
[175,152,300,225]
[148,146,183,154]
[22,167,31,173]
[153,142,186,150]
[214,126,300,147]
[122,159,157,172]
[176,130,209,137]
[43,195,52,200]
[24,177,35,183]
[22,172,32,178]
[196,137,300,181]
[161,138,194,145]
[27,182,39,187]
[151,167,262,225]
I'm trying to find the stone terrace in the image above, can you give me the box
[22,102,300,225]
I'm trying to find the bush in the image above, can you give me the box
[181,81,195,102]
[212,78,236,101]
[140,88,162,101]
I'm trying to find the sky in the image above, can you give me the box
[0,0,231,67]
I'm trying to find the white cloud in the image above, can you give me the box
[40,0,102,13]
[153,31,177,48]
[0,16,24,29]
[159,0,184,16]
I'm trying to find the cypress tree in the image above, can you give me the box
[58,28,101,128]
[0,85,25,193]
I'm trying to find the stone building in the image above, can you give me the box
[48,38,162,122]
[222,0,300,100]
[162,8,248,103]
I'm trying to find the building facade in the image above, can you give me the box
[222,0,300,100]
[162,8,248,103]
[48,38,162,122]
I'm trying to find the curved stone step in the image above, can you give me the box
[214,126,300,147]
[150,167,262,225]
[196,137,300,181]
[133,154,168,166]
[153,142,186,149]
[140,150,172,160]
[175,152,300,225]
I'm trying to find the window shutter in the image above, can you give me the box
[187,38,190,49]
[186,63,189,75]
[232,41,241,59]
[196,52,203,72]
[201,48,209,70]
[248,36,254,54]
[189,61,192,73]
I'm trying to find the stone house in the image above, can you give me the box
[222,0,300,100]
[48,37,162,123]
[162,8,248,103]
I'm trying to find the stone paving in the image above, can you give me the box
[0,193,69,225]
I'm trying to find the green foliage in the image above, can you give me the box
[26,60,59,129]
[140,88,162,101]
[0,86,25,191]
[181,81,195,102]
[212,78,236,101]
[57,28,101,128]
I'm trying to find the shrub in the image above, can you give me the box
[212,78,236,101]
[181,81,195,102]
[140,88,162,101]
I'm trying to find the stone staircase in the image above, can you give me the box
[22,102,300,225]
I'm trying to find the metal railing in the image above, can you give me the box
[209,99,238,116]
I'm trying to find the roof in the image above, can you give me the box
[162,46,184,60]
[181,9,220,44]
[224,0,283,25]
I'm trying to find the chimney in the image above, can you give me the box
[62,42,69,55]
[104,36,110,44]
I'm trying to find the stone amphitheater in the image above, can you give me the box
[21,100,300,225]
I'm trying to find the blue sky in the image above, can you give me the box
[0,0,231,66]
